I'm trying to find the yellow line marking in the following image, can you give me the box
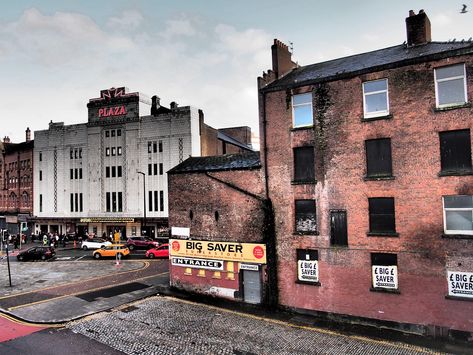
[162,297,440,354]
[0,312,63,328]
[8,271,169,311]
[0,261,151,300]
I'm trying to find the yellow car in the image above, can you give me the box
[93,244,130,259]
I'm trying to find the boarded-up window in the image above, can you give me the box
[295,200,317,233]
[294,147,315,182]
[368,197,396,233]
[365,138,392,177]
[440,129,472,173]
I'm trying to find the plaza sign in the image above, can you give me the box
[98,106,127,118]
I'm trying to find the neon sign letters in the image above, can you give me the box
[98,106,127,118]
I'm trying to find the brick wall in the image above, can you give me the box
[262,54,473,334]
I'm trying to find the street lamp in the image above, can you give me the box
[137,171,146,235]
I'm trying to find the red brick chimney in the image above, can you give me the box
[271,39,297,79]
[406,9,431,46]
[25,127,31,142]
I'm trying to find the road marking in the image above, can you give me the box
[0,312,63,328]
[56,257,73,261]
[0,261,151,300]
[7,271,168,311]
[161,297,437,354]
[75,255,86,261]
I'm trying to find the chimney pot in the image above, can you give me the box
[151,95,160,116]
[170,101,178,110]
[25,127,31,142]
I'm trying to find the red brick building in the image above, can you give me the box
[258,10,473,340]
[0,129,34,235]
[168,152,276,304]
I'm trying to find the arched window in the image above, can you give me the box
[22,191,29,204]
[9,192,17,205]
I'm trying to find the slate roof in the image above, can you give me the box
[263,41,473,92]
[168,151,260,174]
[3,140,34,153]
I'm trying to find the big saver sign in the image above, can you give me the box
[170,239,266,264]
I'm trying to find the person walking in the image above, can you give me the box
[43,234,48,246]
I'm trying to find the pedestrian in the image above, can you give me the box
[55,233,59,247]
[114,230,120,243]
[62,234,66,247]
[43,234,48,246]
[13,235,18,249]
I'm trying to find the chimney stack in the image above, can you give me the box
[151,95,160,116]
[25,127,31,142]
[3,136,10,143]
[271,39,297,79]
[170,101,178,110]
[406,9,431,46]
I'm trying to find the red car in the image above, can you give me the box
[126,236,160,250]
[145,244,169,259]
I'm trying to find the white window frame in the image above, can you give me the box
[443,195,473,235]
[362,79,389,118]
[292,93,313,128]
[434,63,467,108]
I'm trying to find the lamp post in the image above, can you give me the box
[137,171,146,235]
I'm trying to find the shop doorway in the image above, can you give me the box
[77,226,88,238]
[242,270,262,304]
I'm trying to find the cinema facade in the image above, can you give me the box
[33,87,253,240]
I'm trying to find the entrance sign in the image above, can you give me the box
[372,265,398,289]
[172,257,223,270]
[297,260,319,283]
[448,271,473,299]
[240,263,259,271]
[170,239,266,264]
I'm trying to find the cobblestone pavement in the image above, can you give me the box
[68,296,447,355]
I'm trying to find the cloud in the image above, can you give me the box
[160,14,199,39]
[107,9,144,29]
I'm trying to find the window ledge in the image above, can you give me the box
[293,231,320,236]
[367,232,399,237]
[291,125,314,132]
[296,280,321,286]
[361,114,393,122]
[442,234,473,240]
[445,295,473,302]
[364,175,395,181]
[370,287,400,294]
[438,170,473,177]
[434,102,471,112]
[291,180,317,185]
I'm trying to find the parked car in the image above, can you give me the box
[126,236,160,250]
[93,244,130,259]
[81,238,112,250]
[17,246,56,261]
[145,244,169,259]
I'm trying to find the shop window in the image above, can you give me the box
[293,146,315,183]
[443,195,473,235]
[132,226,137,236]
[363,79,389,118]
[371,253,398,292]
[226,261,235,280]
[197,269,206,277]
[439,129,472,175]
[184,268,192,275]
[365,138,392,178]
[212,271,222,279]
[435,63,467,108]
[368,197,396,235]
[295,200,316,234]
[292,93,313,127]
[296,249,319,284]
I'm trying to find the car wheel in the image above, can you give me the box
[148,253,155,259]
[41,255,47,261]
[128,245,134,250]
[82,245,88,251]
[18,255,24,261]
[94,253,101,259]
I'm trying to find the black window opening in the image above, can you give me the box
[70,193,74,212]
[439,129,472,174]
[111,130,115,137]
[117,166,122,178]
[118,192,122,212]
[368,197,396,235]
[153,142,157,153]
[39,170,42,181]
[154,191,158,212]
[160,191,164,211]
[159,163,163,175]
[154,163,158,175]
[106,192,111,212]
[70,169,73,180]
[79,193,83,212]
[149,191,153,212]
[159,141,163,152]
[148,142,152,153]
[111,166,116,178]
[106,131,110,138]
[295,199,317,234]
[79,168,83,179]
[330,210,348,246]
[294,147,315,183]
[365,138,392,178]
[74,169,78,179]
[106,166,110,178]
[148,164,152,175]
[117,129,121,137]
[112,192,117,212]
[75,193,79,212]
[39,194,43,212]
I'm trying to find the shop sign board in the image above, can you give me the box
[170,239,266,264]
[448,271,473,299]
[372,265,398,289]
[240,263,259,271]
[80,217,135,223]
[172,257,223,271]
[297,260,319,283]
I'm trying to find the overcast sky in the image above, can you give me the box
[0,1,471,143]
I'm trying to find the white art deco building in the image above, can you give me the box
[33,87,251,240]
